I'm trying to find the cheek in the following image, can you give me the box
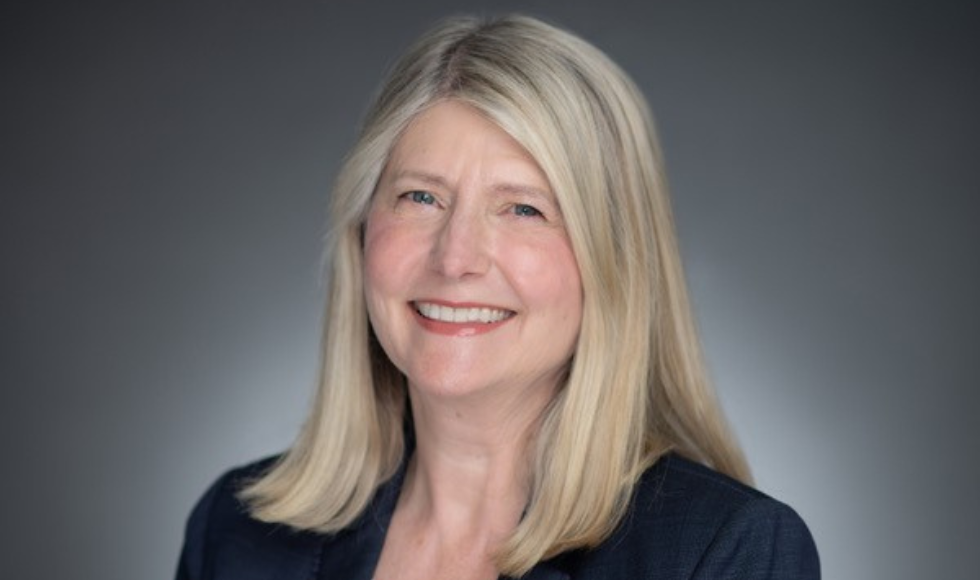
[362,217,402,319]
[363,216,404,291]
[362,214,430,321]
[362,219,411,363]
[508,237,583,316]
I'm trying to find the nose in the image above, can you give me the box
[429,206,491,279]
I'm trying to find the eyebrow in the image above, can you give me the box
[388,169,555,202]
[388,170,450,189]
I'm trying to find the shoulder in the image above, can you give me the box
[175,457,323,580]
[565,454,820,579]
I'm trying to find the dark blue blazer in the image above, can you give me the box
[176,453,819,579]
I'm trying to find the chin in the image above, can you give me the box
[406,376,489,400]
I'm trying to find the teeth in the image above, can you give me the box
[415,302,512,324]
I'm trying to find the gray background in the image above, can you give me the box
[3,1,977,578]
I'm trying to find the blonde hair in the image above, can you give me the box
[241,14,750,576]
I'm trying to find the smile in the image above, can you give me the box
[413,301,515,324]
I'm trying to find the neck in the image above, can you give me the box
[400,379,555,543]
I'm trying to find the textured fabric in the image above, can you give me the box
[175,453,819,579]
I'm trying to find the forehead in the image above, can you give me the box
[383,100,551,191]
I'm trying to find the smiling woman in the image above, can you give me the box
[176,14,819,580]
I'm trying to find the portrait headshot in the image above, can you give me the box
[2,1,977,579]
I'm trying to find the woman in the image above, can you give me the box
[176,14,819,580]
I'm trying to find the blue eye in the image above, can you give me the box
[513,204,542,218]
[408,190,436,205]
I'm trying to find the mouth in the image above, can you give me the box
[413,301,516,324]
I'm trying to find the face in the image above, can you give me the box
[363,100,583,402]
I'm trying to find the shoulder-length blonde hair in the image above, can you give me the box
[242,14,750,576]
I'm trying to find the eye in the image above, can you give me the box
[513,203,542,218]
[406,190,436,205]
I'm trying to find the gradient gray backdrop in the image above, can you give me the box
[3,1,978,578]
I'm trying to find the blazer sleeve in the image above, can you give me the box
[691,497,820,580]
[174,471,232,580]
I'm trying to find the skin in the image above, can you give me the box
[364,100,583,580]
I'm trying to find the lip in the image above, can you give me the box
[410,299,516,337]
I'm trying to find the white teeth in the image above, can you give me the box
[415,302,512,324]
[453,308,467,323]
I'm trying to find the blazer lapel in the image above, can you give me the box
[315,460,406,580]
[315,524,385,580]
[211,524,323,580]
[519,559,572,580]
